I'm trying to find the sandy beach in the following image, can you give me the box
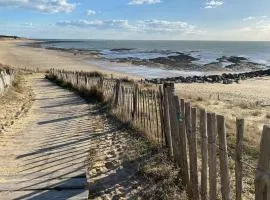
[0,39,141,79]
[0,38,269,200]
[1,38,269,147]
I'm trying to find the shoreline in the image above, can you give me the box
[1,39,269,84]
[22,40,270,83]
[23,39,270,76]
[0,39,142,80]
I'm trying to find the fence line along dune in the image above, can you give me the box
[46,68,270,200]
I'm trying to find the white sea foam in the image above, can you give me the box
[88,60,206,79]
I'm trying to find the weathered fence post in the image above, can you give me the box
[236,118,244,200]
[132,84,138,120]
[121,86,125,119]
[163,83,173,156]
[99,76,104,90]
[167,83,181,163]
[255,125,270,200]
[217,115,230,200]
[158,86,165,145]
[185,102,199,200]
[207,113,217,200]
[114,80,121,108]
[179,98,189,188]
[200,109,208,200]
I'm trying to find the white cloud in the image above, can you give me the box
[243,16,268,21]
[205,0,224,9]
[22,22,34,27]
[0,0,75,13]
[128,0,161,5]
[243,16,256,21]
[86,9,96,16]
[136,19,197,33]
[56,19,202,35]
[231,17,270,40]
[57,20,136,31]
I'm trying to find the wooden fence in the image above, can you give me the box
[0,68,15,97]
[48,68,270,200]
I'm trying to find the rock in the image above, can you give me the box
[145,68,270,85]
[223,79,233,84]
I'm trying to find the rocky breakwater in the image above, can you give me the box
[146,68,270,85]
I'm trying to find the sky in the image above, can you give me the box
[0,0,270,40]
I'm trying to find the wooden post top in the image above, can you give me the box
[256,125,270,200]
[258,125,270,172]
[163,82,175,88]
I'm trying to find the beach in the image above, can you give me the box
[1,38,269,200]
[1,38,270,147]
[0,39,141,79]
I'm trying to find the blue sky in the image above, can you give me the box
[0,0,270,40]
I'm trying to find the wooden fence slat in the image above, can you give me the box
[139,89,143,127]
[236,118,244,200]
[163,84,173,156]
[147,90,152,137]
[207,113,217,200]
[174,96,183,168]
[130,88,133,121]
[132,84,138,120]
[127,88,130,121]
[200,109,208,200]
[255,125,270,200]
[158,86,165,145]
[154,91,160,142]
[143,90,146,132]
[179,99,189,187]
[185,103,199,200]
[137,86,140,122]
[191,107,199,200]
[167,84,180,162]
[121,86,125,119]
[217,115,230,200]
[151,90,156,139]
[114,80,121,108]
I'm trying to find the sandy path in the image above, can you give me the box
[0,76,91,199]
[86,112,144,199]
[0,75,146,199]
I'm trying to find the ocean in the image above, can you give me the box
[38,40,270,78]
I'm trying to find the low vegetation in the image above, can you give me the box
[0,71,34,133]
[123,135,186,200]
[45,74,105,103]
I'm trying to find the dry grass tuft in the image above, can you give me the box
[86,71,104,77]
[12,74,24,93]
[46,74,105,103]
[196,96,203,101]
[239,102,249,109]
[79,85,105,103]
[119,76,134,83]
[122,136,186,200]
[266,114,270,119]
[251,110,262,117]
